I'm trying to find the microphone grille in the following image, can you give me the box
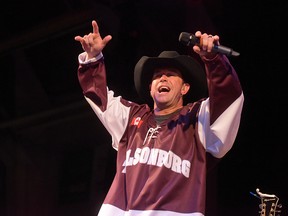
[179,32,191,45]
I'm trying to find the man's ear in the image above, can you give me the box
[149,84,152,97]
[181,83,190,95]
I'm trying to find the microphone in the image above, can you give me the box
[179,32,240,57]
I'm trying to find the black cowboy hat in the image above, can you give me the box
[134,51,208,105]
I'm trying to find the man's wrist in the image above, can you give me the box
[79,52,103,64]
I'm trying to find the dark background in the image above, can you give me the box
[0,0,287,215]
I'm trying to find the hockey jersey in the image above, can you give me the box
[77,52,244,216]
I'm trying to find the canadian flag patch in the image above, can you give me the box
[130,117,143,128]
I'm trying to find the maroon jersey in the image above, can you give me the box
[77,52,244,216]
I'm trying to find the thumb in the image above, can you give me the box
[74,36,83,42]
[102,35,112,45]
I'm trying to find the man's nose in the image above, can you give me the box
[159,74,168,81]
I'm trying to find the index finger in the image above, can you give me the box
[92,20,99,34]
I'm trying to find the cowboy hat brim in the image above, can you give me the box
[134,51,208,106]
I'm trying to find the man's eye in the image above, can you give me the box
[166,73,174,77]
[152,74,162,79]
